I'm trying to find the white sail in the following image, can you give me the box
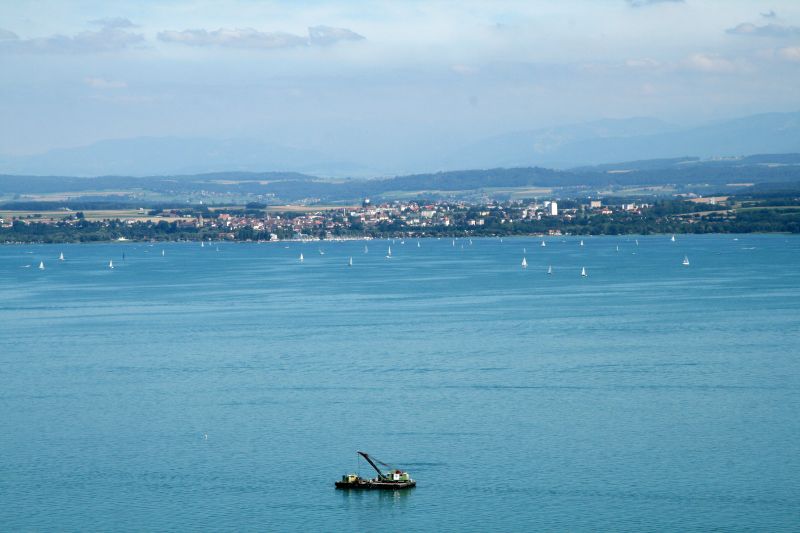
[348,257,353,267]
[162,249,165,256]
[541,240,546,247]
[682,255,690,266]
[364,245,369,253]
[299,253,304,263]
[580,240,584,246]
[616,245,619,252]
[109,260,114,269]
[201,241,204,247]
[547,265,552,275]
[671,235,676,242]
[521,257,527,268]
[523,247,526,253]
[469,239,473,245]
[581,266,587,277]
[388,246,392,256]
[38,261,45,270]
[59,252,64,261]
[635,239,639,246]
[452,239,456,247]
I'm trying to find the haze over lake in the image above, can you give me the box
[2,235,798,531]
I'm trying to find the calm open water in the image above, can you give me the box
[1,235,799,531]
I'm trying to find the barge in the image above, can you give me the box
[335,451,416,490]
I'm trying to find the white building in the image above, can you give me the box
[549,201,558,216]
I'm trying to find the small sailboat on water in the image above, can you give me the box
[386,246,392,259]
[547,265,552,275]
[616,245,619,252]
[108,260,114,269]
[671,235,676,242]
[417,240,421,248]
[580,239,584,247]
[319,249,325,255]
[299,253,304,263]
[452,239,456,247]
[162,249,165,257]
[581,266,587,277]
[521,257,527,269]
[348,257,353,267]
[59,252,64,261]
[38,261,45,270]
[364,245,369,254]
[201,241,205,248]
[541,240,546,247]
[682,255,690,266]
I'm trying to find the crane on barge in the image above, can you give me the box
[335,451,416,490]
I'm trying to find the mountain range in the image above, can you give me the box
[0,111,799,177]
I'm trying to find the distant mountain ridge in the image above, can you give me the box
[2,111,800,176]
[445,112,800,170]
[0,137,362,178]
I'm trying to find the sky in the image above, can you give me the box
[1,0,800,170]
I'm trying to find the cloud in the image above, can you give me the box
[85,77,127,89]
[307,26,364,46]
[683,53,742,73]
[0,27,143,54]
[89,17,137,29]
[625,58,661,69]
[726,22,800,38]
[158,26,364,49]
[0,28,18,40]
[761,10,777,19]
[626,0,684,7]
[157,28,307,49]
[778,46,800,62]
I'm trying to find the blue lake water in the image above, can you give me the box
[1,235,799,531]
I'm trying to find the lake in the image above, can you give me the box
[1,234,799,531]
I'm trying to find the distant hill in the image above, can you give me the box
[0,137,362,177]
[446,112,800,169]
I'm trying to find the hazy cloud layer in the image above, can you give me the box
[0,28,19,40]
[84,77,127,89]
[726,22,800,37]
[89,17,137,29]
[158,26,363,49]
[0,27,143,54]
[626,0,684,7]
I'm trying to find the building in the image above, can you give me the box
[590,200,602,208]
[549,201,558,216]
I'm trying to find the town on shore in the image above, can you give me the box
[1,193,798,244]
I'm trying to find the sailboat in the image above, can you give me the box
[201,241,205,248]
[109,260,114,269]
[38,261,45,270]
[469,239,473,246]
[616,245,619,252]
[635,239,639,246]
[299,253,304,263]
[452,239,456,247]
[417,241,421,248]
[319,249,325,255]
[671,235,676,242]
[581,266,587,277]
[521,257,527,269]
[348,257,353,267]
[682,255,690,266]
[541,240,546,247]
[547,265,552,275]
[386,246,392,259]
[59,252,64,261]
[162,249,165,257]
[580,240,584,246]
[364,245,369,254]
[523,247,527,253]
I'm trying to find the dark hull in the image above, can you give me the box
[335,480,416,490]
